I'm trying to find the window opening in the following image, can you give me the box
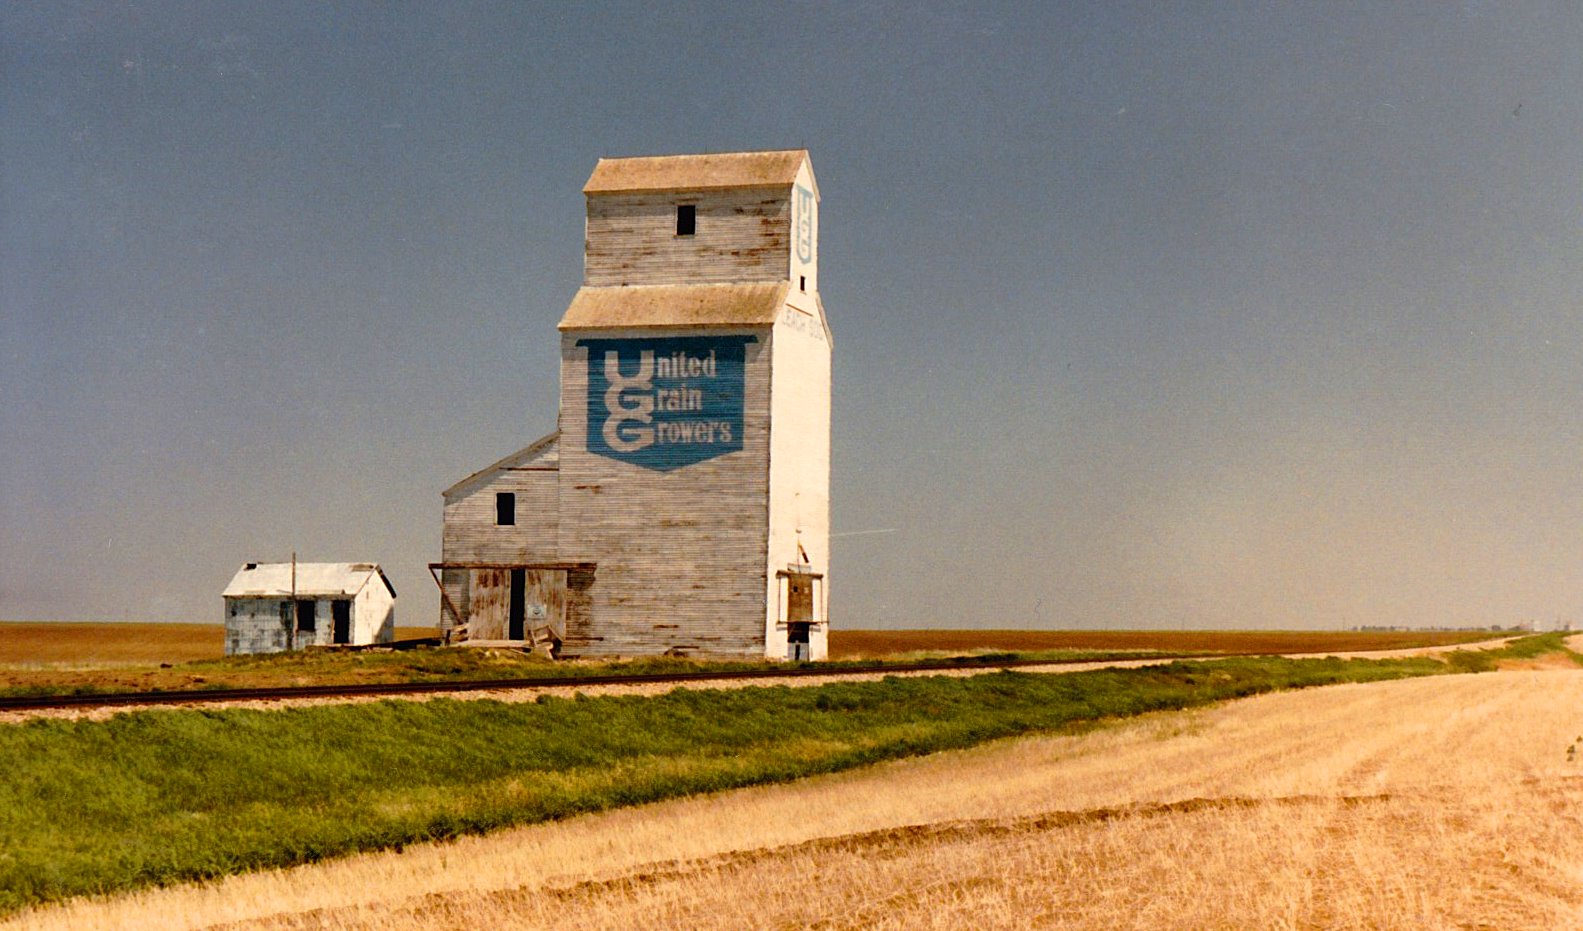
[295,599,316,633]
[496,492,516,526]
[676,204,696,236]
[799,275,806,292]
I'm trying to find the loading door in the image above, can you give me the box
[520,569,567,645]
[466,567,566,644]
[468,568,510,640]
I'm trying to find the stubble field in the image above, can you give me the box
[828,627,1499,659]
[9,660,1580,930]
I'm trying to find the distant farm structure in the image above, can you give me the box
[435,149,831,660]
[222,562,396,655]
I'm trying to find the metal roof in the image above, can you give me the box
[222,562,396,599]
[583,150,811,195]
[558,282,788,330]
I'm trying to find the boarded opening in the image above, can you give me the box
[332,599,351,644]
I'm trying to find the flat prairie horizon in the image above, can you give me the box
[0,621,1499,665]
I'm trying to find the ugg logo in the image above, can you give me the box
[580,336,755,471]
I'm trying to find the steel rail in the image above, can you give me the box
[0,652,1234,712]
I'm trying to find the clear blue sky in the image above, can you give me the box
[4,2,1582,630]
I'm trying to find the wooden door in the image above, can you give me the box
[522,570,567,642]
[468,569,510,640]
[787,575,813,623]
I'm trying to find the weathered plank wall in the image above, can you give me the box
[556,327,773,657]
[584,188,790,287]
[225,598,290,655]
[442,448,560,566]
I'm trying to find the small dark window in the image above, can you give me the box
[295,599,316,632]
[676,204,696,236]
[799,275,806,292]
[496,492,516,525]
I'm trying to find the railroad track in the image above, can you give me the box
[0,652,1232,712]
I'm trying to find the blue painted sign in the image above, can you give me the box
[579,335,756,471]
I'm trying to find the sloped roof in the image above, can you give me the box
[583,150,810,194]
[443,432,559,500]
[558,282,788,330]
[223,562,396,599]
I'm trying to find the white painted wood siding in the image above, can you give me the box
[584,188,791,287]
[765,295,832,661]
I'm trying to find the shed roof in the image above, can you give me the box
[558,282,788,330]
[583,150,810,195]
[443,432,559,500]
[223,562,396,599]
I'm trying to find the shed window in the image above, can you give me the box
[676,204,696,236]
[295,600,316,632]
[496,492,516,526]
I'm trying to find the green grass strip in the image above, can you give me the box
[0,651,1514,913]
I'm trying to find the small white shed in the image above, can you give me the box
[222,562,397,655]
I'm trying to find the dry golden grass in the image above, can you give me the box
[12,669,1582,930]
[829,627,1501,659]
[0,622,224,665]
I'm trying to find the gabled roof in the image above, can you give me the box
[558,282,788,331]
[443,432,559,501]
[223,562,396,599]
[583,150,810,195]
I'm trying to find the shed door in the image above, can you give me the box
[332,600,352,644]
[468,569,509,640]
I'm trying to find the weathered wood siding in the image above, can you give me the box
[557,327,773,657]
[225,598,289,655]
[584,188,791,287]
[439,568,465,631]
[765,288,832,660]
[442,467,560,566]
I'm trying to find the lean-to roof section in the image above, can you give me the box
[583,150,811,195]
[442,432,560,501]
[558,282,788,330]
